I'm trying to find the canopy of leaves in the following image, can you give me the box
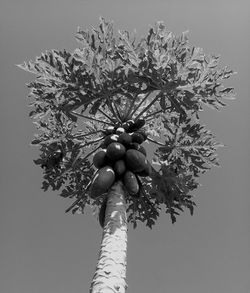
[18,18,235,226]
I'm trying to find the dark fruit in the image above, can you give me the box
[128,142,140,150]
[106,142,126,161]
[123,170,139,196]
[101,134,119,148]
[113,160,126,176]
[103,126,115,135]
[138,145,147,156]
[128,118,146,132]
[90,166,115,198]
[135,130,148,140]
[131,132,145,144]
[134,118,146,129]
[122,120,134,132]
[117,133,132,147]
[98,197,107,228]
[93,149,107,169]
[128,143,147,156]
[137,160,152,177]
[125,149,147,173]
[116,127,125,135]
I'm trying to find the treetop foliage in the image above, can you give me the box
[18,17,235,227]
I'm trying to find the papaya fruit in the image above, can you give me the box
[113,159,126,176]
[131,132,145,144]
[125,149,147,173]
[106,142,126,161]
[134,118,146,129]
[117,132,132,147]
[128,143,147,156]
[135,129,148,140]
[116,127,125,135]
[128,142,139,150]
[101,134,119,148]
[129,118,146,132]
[123,170,139,196]
[138,145,147,156]
[122,120,134,132]
[90,166,115,198]
[98,197,107,228]
[103,126,115,135]
[137,160,152,177]
[93,149,108,169]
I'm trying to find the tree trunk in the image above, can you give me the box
[90,180,128,293]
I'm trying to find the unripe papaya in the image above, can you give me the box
[137,160,152,177]
[103,126,115,135]
[113,159,126,176]
[138,145,147,156]
[116,127,125,135]
[98,197,107,228]
[106,142,126,161]
[128,143,147,156]
[136,130,148,140]
[101,134,119,148]
[93,149,108,169]
[125,149,147,173]
[131,132,145,144]
[117,132,132,147]
[130,118,145,132]
[123,170,139,196]
[122,120,134,132]
[90,166,115,198]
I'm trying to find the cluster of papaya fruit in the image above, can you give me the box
[90,118,152,200]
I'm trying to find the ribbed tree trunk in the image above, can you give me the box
[90,180,128,293]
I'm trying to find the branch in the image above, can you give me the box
[106,96,120,121]
[129,91,152,119]
[78,136,104,148]
[71,111,113,125]
[144,110,163,121]
[123,92,139,121]
[112,101,123,122]
[72,130,104,139]
[133,92,161,121]
[97,108,116,123]
[147,136,165,146]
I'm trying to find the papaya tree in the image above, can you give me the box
[18,18,235,293]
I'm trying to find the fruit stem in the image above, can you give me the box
[70,111,114,125]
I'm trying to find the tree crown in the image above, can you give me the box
[18,18,235,227]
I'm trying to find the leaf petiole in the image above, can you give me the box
[71,111,113,125]
[147,136,165,146]
[129,91,152,119]
[133,92,161,121]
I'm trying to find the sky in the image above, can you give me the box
[0,0,249,293]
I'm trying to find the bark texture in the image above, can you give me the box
[90,181,128,293]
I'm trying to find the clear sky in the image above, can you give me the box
[0,1,249,293]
